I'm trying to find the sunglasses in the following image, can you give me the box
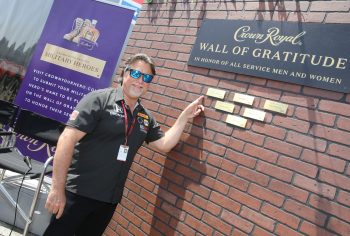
[126,67,154,83]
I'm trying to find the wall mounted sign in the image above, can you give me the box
[243,108,266,121]
[226,114,247,128]
[264,100,288,114]
[206,87,226,99]
[188,20,350,93]
[233,93,255,105]
[215,101,235,113]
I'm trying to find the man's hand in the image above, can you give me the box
[182,95,205,120]
[45,189,66,219]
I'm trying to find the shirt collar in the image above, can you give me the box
[114,86,141,108]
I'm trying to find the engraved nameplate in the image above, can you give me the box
[206,88,226,99]
[233,93,255,105]
[264,100,288,114]
[215,101,235,113]
[243,108,266,121]
[226,115,247,128]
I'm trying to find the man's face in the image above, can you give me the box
[122,60,153,101]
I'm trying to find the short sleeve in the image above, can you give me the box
[66,90,104,133]
[145,115,164,143]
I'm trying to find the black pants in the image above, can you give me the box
[43,191,117,236]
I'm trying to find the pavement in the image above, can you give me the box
[0,220,37,236]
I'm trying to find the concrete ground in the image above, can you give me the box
[0,220,37,236]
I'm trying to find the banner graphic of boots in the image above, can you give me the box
[64,17,100,50]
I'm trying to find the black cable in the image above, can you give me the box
[8,157,32,236]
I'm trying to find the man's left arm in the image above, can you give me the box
[149,95,204,153]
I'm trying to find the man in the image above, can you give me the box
[44,53,204,235]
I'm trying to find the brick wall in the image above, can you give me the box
[106,1,350,235]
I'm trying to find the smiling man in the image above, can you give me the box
[43,53,204,236]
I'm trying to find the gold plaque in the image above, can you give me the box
[215,101,235,113]
[264,100,288,114]
[226,115,247,128]
[233,93,255,105]
[206,88,226,99]
[243,108,266,121]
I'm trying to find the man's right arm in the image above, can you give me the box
[45,126,86,219]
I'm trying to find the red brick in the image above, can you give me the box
[218,79,248,92]
[327,143,350,161]
[229,188,262,210]
[311,124,350,146]
[205,119,233,135]
[301,149,346,172]
[300,221,337,236]
[261,203,300,229]
[310,1,350,11]
[196,219,215,236]
[267,80,301,93]
[251,226,274,236]
[205,200,222,216]
[257,161,293,182]
[264,137,302,158]
[252,123,286,140]
[277,155,318,178]
[326,12,350,23]
[275,224,304,236]
[233,129,264,146]
[337,116,350,131]
[286,131,327,152]
[309,194,350,223]
[248,183,284,207]
[273,116,310,133]
[319,169,350,191]
[240,206,275,232]
[227,137,246,152]
[176,221,196,236]
[212,180,230,196]
[236,166,270,186]
[193,75,218,86]
[220,158,238,173]
[284,199,327,226]
[243,143,278,164]
[217,170,249,191]
[281,93,318,109]
[319,100,350,116]
[289,12,326,22]
[327,217,350,236]
[226,149,257,168]
[175,164,201,182]
[221,210,254,234]
[209,191,241,213]
[294,174,336,199]
[202,140,226,156]
[303,87,344,100]
[295,107,336,126]
[203,212,232,235]
[248,85,281,100]
[337,190,350,207]
[269,179,309,202]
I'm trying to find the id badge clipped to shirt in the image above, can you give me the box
[117,145,129,161]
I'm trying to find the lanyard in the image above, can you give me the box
[121,101,136,145]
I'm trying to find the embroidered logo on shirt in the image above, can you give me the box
[108,104,124,116]
[137,112,149,119]
[69,110,79,120]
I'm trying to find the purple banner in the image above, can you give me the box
[14,0,134,162]
[15,0,134,123]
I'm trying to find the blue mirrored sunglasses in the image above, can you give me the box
[127,68,154,83]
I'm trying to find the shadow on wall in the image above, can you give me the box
[145,0,207,25]
[150,113,207,236]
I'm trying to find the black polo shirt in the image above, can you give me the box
[65,87,164,204]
